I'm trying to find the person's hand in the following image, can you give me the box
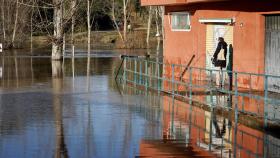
[211,57,216,65]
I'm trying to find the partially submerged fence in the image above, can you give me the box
[116,57,280,125]
[123,85,280,158]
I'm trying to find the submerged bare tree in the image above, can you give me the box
[146,6,164,49]
[87,0,91,56]
[13,0,82,59]
[122,0,130,43]
[159,6,165,41]
[71,0,76,57]
[146,6,152,48]
[52,0,64,60]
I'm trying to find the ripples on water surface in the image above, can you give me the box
[0,49,279,158]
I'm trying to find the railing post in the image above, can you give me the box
[242,96,245,112]
[210,87,214,107]
[189,67,192,104]
[134,59,137,85]
[171,96,175,135]
[123,57,127,84]
[234,72,238,116]
[249,74,252,92]
[233,115,238,158]
[145,60,148,89]
[157,62,160,91]
[264,75,268,127]
[210,69,213,83]
[171,64,175,95]
[152,62,154,89]
[199,69,202,81]
[220,67,224,88]
[140,61,142,85]
[209,107,213,151]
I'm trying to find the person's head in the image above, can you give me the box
[218,37,224,42]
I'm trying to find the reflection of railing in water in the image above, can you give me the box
[127,86,280,158]
[172,98,280,158]
[116,57,280,126]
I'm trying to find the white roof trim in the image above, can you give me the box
[199,18,235,24]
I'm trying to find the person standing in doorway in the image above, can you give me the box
[212,37,228,87]
[213,37,228,64]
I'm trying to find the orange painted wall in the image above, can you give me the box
[163,6,268,90]
[233,124,264,158]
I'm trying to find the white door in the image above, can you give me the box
[206,25,233,80]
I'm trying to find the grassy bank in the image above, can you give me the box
[32,30,160,50]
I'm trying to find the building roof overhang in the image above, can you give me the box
[141,0,229,6]
[142,0,280,13]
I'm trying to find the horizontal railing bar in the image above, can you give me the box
[125,57,280,79]
[121,57,280,122]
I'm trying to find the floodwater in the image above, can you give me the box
[0,49,279,158]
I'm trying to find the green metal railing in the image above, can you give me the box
[116,57,280,124]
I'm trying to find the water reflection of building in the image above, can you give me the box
[123,58,278,157]
[139,95,280,157]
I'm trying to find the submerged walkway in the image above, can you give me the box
[119,57,280,130]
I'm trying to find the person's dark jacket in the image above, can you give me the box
[213,41,228,61]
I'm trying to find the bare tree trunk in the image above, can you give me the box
[52,61,63,78]
[11,0,19,48]
[30,0,34,84]
[71,0,76,57]
[30,1,34,51]
[87,0,91,86]
[52,0,63,60]
[123,0,128,43]
[62,2,65,57]
[1,55,4,85]
[155,7,160,36]
[112,0,124,43]
[146,6,152,48]
[63,34,65,56]
[160,6,165,40]
[1,0,6,42]
[87,0,91,56]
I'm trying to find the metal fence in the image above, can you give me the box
[117,57,280,125]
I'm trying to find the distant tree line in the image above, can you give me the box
[0,0,163,59]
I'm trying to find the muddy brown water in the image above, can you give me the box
[0,49,279,158]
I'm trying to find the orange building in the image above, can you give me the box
[141,0,280,92]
